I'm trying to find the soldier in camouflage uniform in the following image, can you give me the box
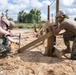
[50,10,76,60]
[0,14,19,56]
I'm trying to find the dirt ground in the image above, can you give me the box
[0,29,76,75]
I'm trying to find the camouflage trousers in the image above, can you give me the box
[0,37,11,54]
[63,33,76,59]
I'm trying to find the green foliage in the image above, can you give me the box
[17,9,41,23]
[17,10,26,23]
[15,23,44,29]
[65,15,69,19]
[8,18,13,21]
[74,17,76,21]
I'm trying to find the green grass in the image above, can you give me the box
[15,23,45,29]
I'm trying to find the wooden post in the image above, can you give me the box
[45,0,59,56]
[47,5,50,21]
[45,5,54,56]
[34,24,37,32]
[56,0,59,27]
[53,0,59,45]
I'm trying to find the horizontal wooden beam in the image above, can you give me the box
[18,32,53,52]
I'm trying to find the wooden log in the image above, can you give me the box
[44,20,54,56]
[45,28,54,56]
[17,32,53,53]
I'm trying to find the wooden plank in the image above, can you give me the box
[18,32,53,52]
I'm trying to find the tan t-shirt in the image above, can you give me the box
[59,18,76,35]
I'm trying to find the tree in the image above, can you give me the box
[36,10,41,23]
[18,10,25,23]
[74,17,76,21]
[25,13,33,23]
[29,9,41,23]
[5,9,8,19]
[30,9,37,23]
[17,9,41,23]
[8,18,13,21]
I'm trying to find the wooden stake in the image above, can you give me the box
[56,0,59,27]
[45,5,54,56]
[34,24,37,32]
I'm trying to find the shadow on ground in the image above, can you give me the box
[17,50,68,64]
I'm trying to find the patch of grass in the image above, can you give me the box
[15,23,45,29]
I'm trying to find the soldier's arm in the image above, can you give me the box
[0,26,10,35]
[51,26,66,35]
[51,26,61,35]
[6,36,19,45]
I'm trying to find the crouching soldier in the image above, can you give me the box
[0,15,19,56]
[50,10,76,60]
